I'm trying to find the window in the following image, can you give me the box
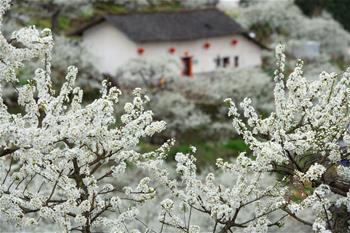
[214,56,221,68]
[234,56,239,68]
[223,57,230,68]
[214,56,232,68]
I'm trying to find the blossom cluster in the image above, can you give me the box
[0,2,166,232]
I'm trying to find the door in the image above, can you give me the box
[182,56,193,77]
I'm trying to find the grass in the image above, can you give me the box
[58,16,71,31]
[140,137,249,168]
[28,18,51,29]
[223,138,249,153]
[93,1,183,15]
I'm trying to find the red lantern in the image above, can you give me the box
[231,39,238,46]
[203,42,211,49]
[169,47,176,54]
[137,47,145,55]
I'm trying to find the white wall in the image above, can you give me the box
[139,35,262,74]
[82,23,262,75]
[82,22,137,75]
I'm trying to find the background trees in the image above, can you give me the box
[295,0,350,33]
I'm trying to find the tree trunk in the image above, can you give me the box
[82,225,91,233]
[330,205,350,233]
[51,7,61,34]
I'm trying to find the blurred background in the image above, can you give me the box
[3,0,350,167]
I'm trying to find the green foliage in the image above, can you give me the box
[222,138,248,152]
[93,0,183,15]
[28,18,51,29]
[93,3,127,14]
[140,138,248,168]
[147,0,182,11]
[57,16,70,31]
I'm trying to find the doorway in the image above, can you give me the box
[182,56,193,77]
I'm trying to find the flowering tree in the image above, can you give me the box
[171,67,274,111]
[115,57,180,89]
[0,1,167,232]
[149,44,350,233]
[115,60,273,139]
[9,0,97,33]
[114,58,213,138]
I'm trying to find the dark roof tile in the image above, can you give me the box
[103,9,246,42]
[70,9,268,49]
[72,9,246,42]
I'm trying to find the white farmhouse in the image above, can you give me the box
[72,9,265,76]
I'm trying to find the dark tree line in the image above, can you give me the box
[295,0,350,32]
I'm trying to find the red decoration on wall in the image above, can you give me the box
[203,42,211,49]
[169,47,176,54]
[137,47,145,55]
[231,39,238,46]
